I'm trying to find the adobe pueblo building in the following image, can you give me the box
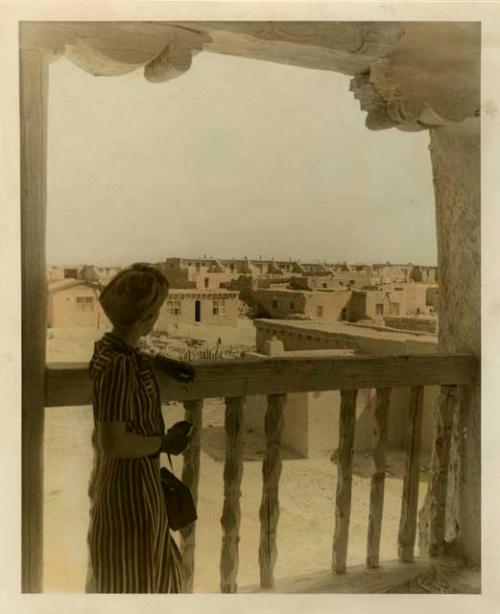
[248,320,439,459]
[22,21,479,593]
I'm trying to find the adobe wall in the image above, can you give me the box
[303,291,351,321]
[384,316,437,334]
[156,293,239,327]
[245,385,437,459]
[49,286,106,328]
[251,321,439,458]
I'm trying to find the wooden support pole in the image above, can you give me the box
[366,388,391,568]
[430,118,480,565]
[220,397,245,593]
[398,386,424,563]
[180,399,203,593]
[259,394,285,589]
[20,48,48,593]
[428,385,457,556]
[332,389,358,574]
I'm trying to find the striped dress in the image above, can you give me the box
[85,332,183,593]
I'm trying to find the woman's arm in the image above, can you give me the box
[96,421,191,458]
[97,421,162,458]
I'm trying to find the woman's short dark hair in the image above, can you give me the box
[99,263,169,328]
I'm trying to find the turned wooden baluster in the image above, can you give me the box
[332,389,358,574]
[428,385,457,556]
[220,397,245,593]
[259,394,286,589]
[366,388,392,568]
[398,386,424,562]
[180,399,203,593]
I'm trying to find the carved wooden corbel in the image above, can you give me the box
[350,61,448,132]
[144,30,210,83]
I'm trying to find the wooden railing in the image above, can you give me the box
[45,353,478,593]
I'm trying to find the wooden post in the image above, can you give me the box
[398,386,424,562]
[220,397,245,593]
[430,118,480,564]
[20,48,49,593]
[180,399,203,593]
[332,389,358,574]
[259,394,285,589]
[366,388,391,568]
[428,385,457,556]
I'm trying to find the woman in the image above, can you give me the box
[86,263,195,593]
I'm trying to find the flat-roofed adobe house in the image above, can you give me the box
[47,279,107,328]
[254,287,352,321]
[47,264,83,281]
[156,289,239,327]
[160,257,234,290]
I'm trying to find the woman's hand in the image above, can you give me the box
[152,355,195,383]
[160,422,193,455]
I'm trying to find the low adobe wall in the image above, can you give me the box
[384,316,437,334]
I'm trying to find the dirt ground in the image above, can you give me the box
[43,325,429,593]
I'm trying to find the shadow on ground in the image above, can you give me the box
[201,425,303,462]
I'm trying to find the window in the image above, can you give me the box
[375,303,384,315]
[76,296,94,311]
[166,300,182,315]
[213,299,226,316]
[272,300,278,308]
[290,302,295,310]
[316,305,324,317]
[204,278,210,288]
[322,283,327,288]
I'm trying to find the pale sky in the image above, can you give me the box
[47,51,437,267]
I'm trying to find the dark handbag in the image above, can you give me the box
[160,456,197,531]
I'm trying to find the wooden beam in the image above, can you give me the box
[18,21,401,77]
[220,397,245,593]
[428,385,457,556]
[20,48,48,593]
[332,390,358,574]
[366,388,391,568]
[180,400,203,593]
[259,394,285,589]
[45,353,478,407]
[398,386,425,562]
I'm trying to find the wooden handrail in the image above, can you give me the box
[45,353,478,407]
